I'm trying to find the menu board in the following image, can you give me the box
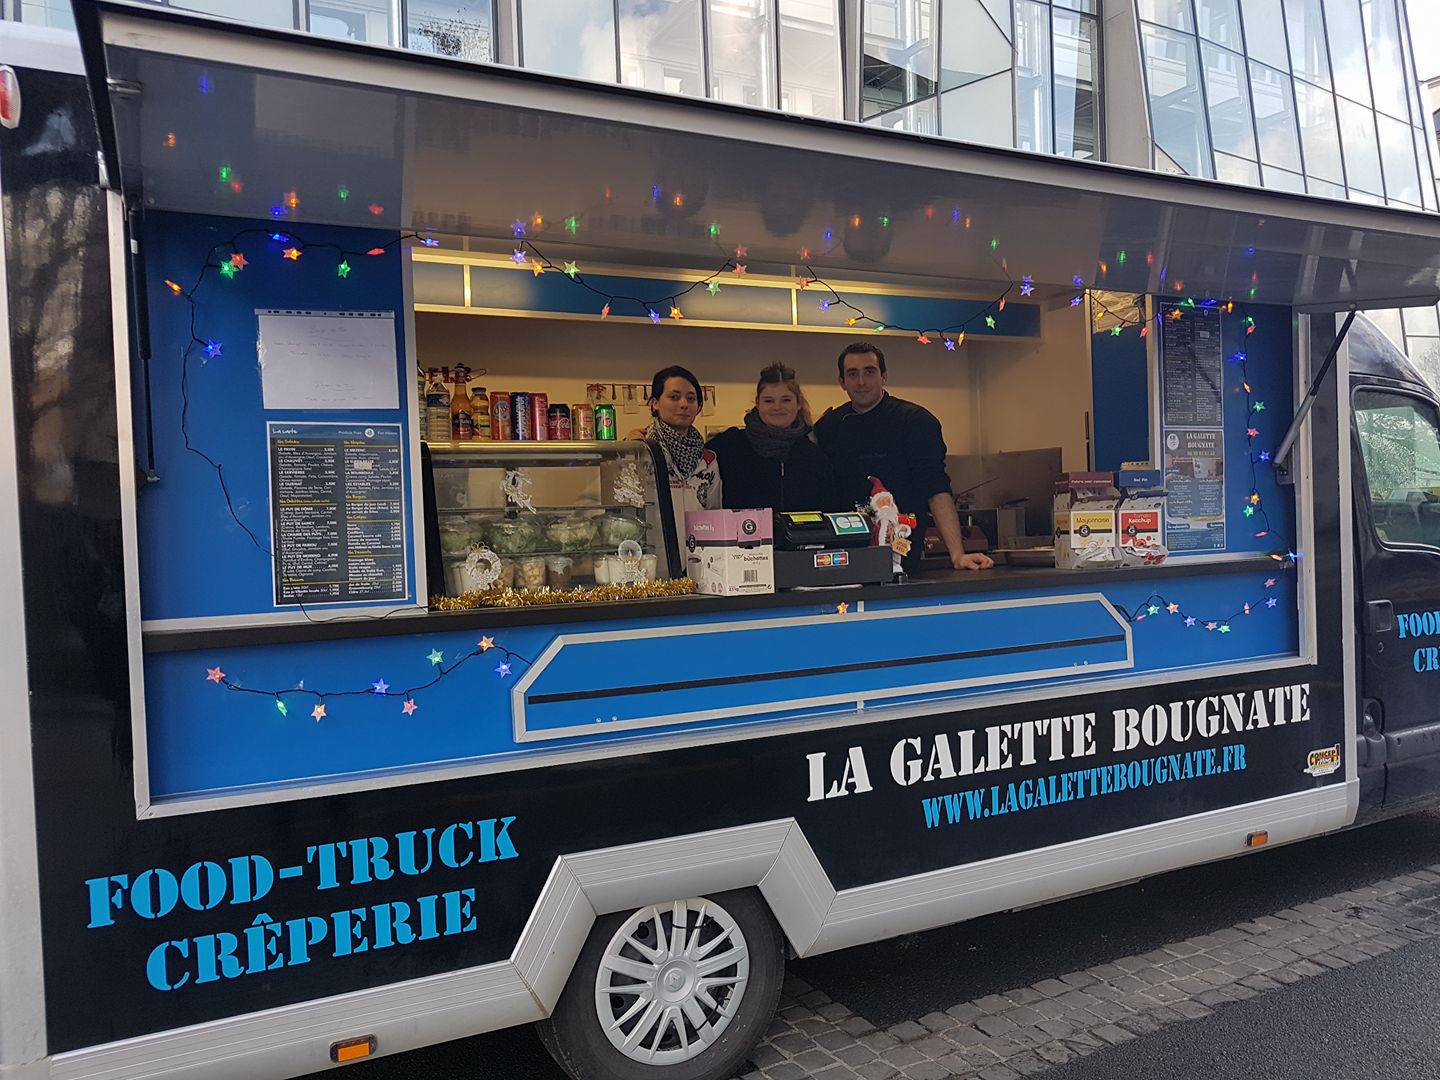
[1161,311,1227,553]
[268,422,408,606]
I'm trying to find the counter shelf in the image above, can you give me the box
[141,554,1279,653]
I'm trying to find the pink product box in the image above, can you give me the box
[684,508,775,544]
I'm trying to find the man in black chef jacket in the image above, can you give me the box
[815,342,994,573]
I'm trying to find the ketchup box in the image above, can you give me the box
[1117,466,1168,566]
[684,509,775,595]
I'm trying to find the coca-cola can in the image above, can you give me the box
[531,393,549,442]
[548,404,573,441]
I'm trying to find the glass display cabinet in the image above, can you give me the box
[424,440,682,596]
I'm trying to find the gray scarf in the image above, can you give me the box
[648,418,704,480]
[743,408,810,461]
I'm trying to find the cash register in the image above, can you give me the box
[773,511,897,589]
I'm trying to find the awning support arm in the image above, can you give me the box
[1274,308,1357,487]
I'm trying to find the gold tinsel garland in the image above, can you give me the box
[430,578,698,611]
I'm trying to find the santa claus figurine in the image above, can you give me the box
[867,476,913,575]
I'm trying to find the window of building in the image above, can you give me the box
[1141,22,1213,178]
[863,0,936,118]
[619,0,704,96]
[310,0,392,44]
[779,0,843,118]
[708,0,774,107]
[520,0,618,81]
[407,0,493,62]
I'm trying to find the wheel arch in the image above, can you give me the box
[511,819,834,1013]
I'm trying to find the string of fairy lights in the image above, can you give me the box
[165,208,1295,720]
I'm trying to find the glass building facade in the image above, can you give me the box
[5,0,1429,205]
[1136,0,1434,209]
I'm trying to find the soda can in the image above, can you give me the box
[511,392,532,441]
[491,392,512,441]
[595,403,617,441]
[574,403,595,440]
[531,393,549,442]
[547,404,572,441]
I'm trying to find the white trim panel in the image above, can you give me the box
[0,125,48,1078]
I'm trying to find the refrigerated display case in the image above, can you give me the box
[425,440,683,595]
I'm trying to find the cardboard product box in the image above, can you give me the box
[1117,465,1168,566]
[1053,472,1120,569]
[685,509,775,595]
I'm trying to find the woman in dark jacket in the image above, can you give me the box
[706,363,839,512]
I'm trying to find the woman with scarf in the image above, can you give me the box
[706,363,837,513]
[639,365,722,545]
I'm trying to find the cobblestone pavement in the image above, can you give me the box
[731,865,1440,1080]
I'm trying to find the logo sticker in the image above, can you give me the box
[1304,745,1341,777]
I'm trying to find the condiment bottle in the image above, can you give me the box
[470,384,491,440]
[450,365,474,441]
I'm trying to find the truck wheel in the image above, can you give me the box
[537,889,784,1080]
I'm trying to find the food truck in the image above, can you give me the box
[3,4,1440,1078]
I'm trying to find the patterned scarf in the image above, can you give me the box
[648,418,704,481]
[743,408,811,461]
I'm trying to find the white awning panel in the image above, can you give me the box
[76,0,1440,310]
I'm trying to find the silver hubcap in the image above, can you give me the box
[595,898,750,1065]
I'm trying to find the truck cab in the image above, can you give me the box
[1350,314,1440,811]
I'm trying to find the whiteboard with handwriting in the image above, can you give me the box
[258,309,400,410]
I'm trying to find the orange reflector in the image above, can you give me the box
[1245,831,1269,848]
[330,1036,375,1063]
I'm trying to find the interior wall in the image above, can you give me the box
[974,302,1093,470]
[415,313,985,451]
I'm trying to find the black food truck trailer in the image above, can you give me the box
[3,5,1440,1079]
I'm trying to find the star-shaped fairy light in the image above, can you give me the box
[1020,275,1034,296]
[1218,624,1232,634]
[531,260,545,277]
[735,245,747,259]
[836,602,849,614]
[944,337,956,351]
[1167,603,1180,614]
[337,261,352,278]
[367,247,385,256]
[371,678,389,695]
[282,247,301,261]
[985,316,997,329]
[1265,578,1276,587]
[311,702,326,721]
[219,261,237,279]
[275,698,288,717]
[1266,597,1278,608]
[670,306,684,320]
[706,281,721,295]
[402,698,418,715]
[427,649,444,666]
[495,661,512,678]
[648,309,661,324]
[1185,616,1197,627]
[1110,326,1123,336]
[733,264,747,275]
[478,636,495,652]
[511,248,527,264]
[421,237,439,247]
[207,666,225,683]
[203,340,223,358]
[564,261,579,278]
[600,303,611,319]
[916,334,931,345]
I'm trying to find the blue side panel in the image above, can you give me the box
[144,569,1297,799]
[138,212,414,620]
[518,597,1130,740]
[1091,326,1150,470]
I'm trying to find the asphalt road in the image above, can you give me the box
[304,809,1440,1080]
[1045,933,1440,1080]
